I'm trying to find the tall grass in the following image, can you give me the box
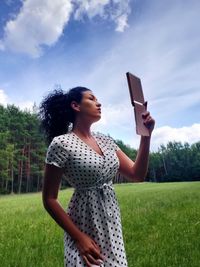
[0,182,199,267]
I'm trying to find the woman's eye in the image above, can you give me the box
[89,96,98,102]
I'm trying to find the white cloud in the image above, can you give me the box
[0,0,73,57]
[93,103,132,130]
[151,124,200,151]
[0,89,8,105]
[74,0,130,32]
[0,88,34,111]
[115,13,129,32]
[110,0,130,32]
[15,100,35,111]
[0,0,131,57]
[73,0,110,19]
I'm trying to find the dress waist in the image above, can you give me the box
[75,180,115,219]
[75,180,113,192]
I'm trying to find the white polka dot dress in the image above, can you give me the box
[45,130,128,267]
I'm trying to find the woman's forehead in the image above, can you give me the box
[83,90,95,97]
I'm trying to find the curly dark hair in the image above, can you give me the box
[39,86,91,144]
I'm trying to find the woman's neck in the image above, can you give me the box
[72,121,92,139]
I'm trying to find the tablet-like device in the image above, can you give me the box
[126,72,149,136]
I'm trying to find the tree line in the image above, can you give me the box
[113,139,200,183]
[0,104,199,194]
[0,104,45,194]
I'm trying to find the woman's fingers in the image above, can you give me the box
[75,232,105,266]
[144,117,155,130]
[91,241,105,261]
[92,240,100,250]
[90,247,105,261]
[141,111,155,133]
[144,117,152,126]
[82,255,92,267]
[83,252,104,267]
[82,245,105,266]
[142,111,150,118]
[87,253,103,265]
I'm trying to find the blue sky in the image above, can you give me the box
[0,0,200,151]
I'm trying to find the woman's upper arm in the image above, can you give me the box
[116,149,136,182]
[42,163,64,203]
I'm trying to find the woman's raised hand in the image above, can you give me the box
[75,232,105,267]
[142,111,155,135]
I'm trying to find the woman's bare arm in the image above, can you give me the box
[42,164,105,266]
[42,164,83,241]
[116,111,155,182]
[116,135,151,182]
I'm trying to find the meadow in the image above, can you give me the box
[0,182,199,267]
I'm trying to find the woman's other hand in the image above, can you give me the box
[75,232,105,267]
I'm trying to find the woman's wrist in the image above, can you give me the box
[141,134,151,142]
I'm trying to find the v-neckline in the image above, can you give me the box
[71,131,105,158]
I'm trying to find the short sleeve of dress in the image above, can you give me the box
[107,135,121,152]
[45,137,68,168]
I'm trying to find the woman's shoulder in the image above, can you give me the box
[92,131,115,142]
[50,132,73,146]
[92,131,107,139]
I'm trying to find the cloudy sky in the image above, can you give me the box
[0,0,200,151]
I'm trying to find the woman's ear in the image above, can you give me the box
[71,101,80,112]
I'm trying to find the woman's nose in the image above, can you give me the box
[97,102,101,107]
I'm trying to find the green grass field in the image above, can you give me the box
[0,182,199,267]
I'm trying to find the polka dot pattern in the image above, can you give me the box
[45,131,128,267]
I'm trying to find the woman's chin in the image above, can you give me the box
[93,114,101,122]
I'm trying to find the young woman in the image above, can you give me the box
[40,86,155,267]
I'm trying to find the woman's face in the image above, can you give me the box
[73,90,102,122]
